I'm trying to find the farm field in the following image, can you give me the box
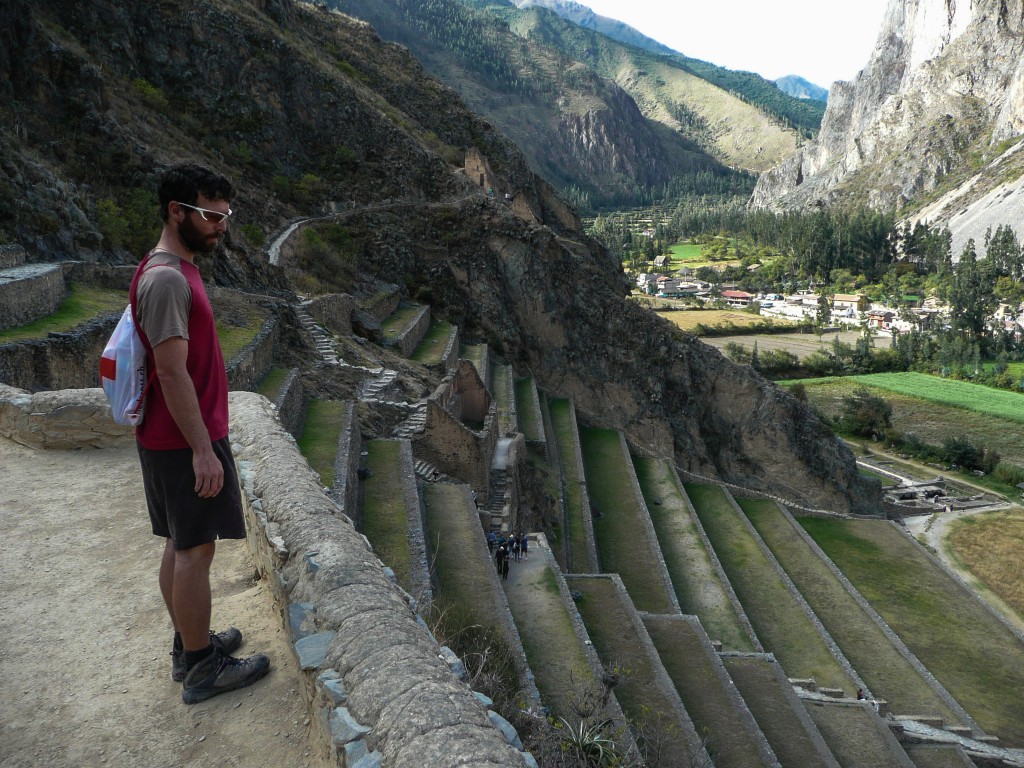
[795,375,1024,466]
[656,309,797,333]
[948,509,1024,624]
[701,330,866,359]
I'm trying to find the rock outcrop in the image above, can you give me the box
[752,0,1024,214]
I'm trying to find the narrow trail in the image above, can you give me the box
[0,438,330,768]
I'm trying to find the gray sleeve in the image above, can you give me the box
[135,266,192,347]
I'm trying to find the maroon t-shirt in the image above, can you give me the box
[130,250,229,450]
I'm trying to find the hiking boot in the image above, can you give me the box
[181,647,270,705]
[171,627,243,682]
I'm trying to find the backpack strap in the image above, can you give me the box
[129,251,175,405]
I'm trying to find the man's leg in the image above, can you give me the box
[159,538,178,631]
[172,542,216,650]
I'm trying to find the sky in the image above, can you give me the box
[580,0,891,88]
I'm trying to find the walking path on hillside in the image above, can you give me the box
[0,437,329,768]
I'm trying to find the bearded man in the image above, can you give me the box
[131,163,269,704]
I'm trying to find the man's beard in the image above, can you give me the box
[178,216,220,254]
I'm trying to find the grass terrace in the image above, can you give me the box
[802,517,1024,745]
[568,577,696,768]
[0,283,125,344]
[379,303,422,341]
[504,560,595,721]
[633,457,755,650]
[256,366,290,402]
[645,617,770,768]
[848,372,1024,424]
[362,440,412,592]
[514,378,542,442]
[686,483,853,691]
[297,399,347,487]
[459,342,486,374]
[722,656,837,768]
[410,319,452,365]
[490,363,514,435]
[422,483,522,699]
[547,399,592,573]
[580,427,674,614]
[740,499,962,724]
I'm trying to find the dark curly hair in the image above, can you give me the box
[158,163,233,222]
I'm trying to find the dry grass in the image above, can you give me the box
[948,510,1024,622]
[656,309,783,331]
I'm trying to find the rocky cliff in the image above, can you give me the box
[752,0,1024,217]
[0,0,878,514]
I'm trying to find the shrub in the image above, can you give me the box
[131,78,169,111]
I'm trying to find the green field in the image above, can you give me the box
[838,372,1024,424]
[362,440,412,591]
[548,399,593,574]
[667,243,704,261]
[380,304,422,340]
[514,378,542,442]
[410,319,452,364]
[794,375,1024,469]
[297,400,348,487]
[0,283,126,344]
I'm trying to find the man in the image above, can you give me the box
[132,163,269,704]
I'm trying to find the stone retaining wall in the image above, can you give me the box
[518,377,546,453]
[0,244,26,269]
[392,304,430,358]
[397,440,433,606]
[227,317,278,392]
[228,393,535,768]
[330,401,360,526]
[0,264,67,331]
[642,613,780,767]
[306,294,355,336]
[274,368,308,439]
[0,313,120,391]
[563,399,600,574]
[440,324,460,373]
[0,383,132,449]
[359,287,402,324]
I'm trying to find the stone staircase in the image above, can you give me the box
[360,367,399,401]
[295,303,339,365]
[392,399,427,438]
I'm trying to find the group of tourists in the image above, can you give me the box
[487,531,529,581]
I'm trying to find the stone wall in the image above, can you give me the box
[561,398,600,574]
[392,304,430,358]
[452,359,491,423]
[65,262,135,290]
[274,368,308,439]
[306,293,355,336]
[0,383,133,449]
[359,286,402,324]
[227,393,536,768]
[0,244,26,269]
[0,313,120,391]
[227,317,278,392]
[397,440,433,606]
[421,374,499,501]
[0,264,67,331]
[441,324,460,373]
[329,401,361,526]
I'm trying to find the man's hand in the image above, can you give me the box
[192,447,224,498]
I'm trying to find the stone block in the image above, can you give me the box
[487,711,523,751]
[295,630,337,670]
[330,706,371,744]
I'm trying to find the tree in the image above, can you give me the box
[836,388,892,438]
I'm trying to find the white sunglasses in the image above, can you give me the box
[175,201,233,223]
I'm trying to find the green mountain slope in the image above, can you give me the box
[326,0,752,208]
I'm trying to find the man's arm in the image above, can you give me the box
[152,336,223,498]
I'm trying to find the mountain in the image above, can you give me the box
[752,0,1024,253]
[515,0,677,56]
[509,0,826,138]
[325,0,738,210]
[0,0,876,515]
[774,75,828,103]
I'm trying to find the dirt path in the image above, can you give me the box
[0,437,331,768]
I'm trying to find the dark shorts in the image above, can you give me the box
[137,436,246,550]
